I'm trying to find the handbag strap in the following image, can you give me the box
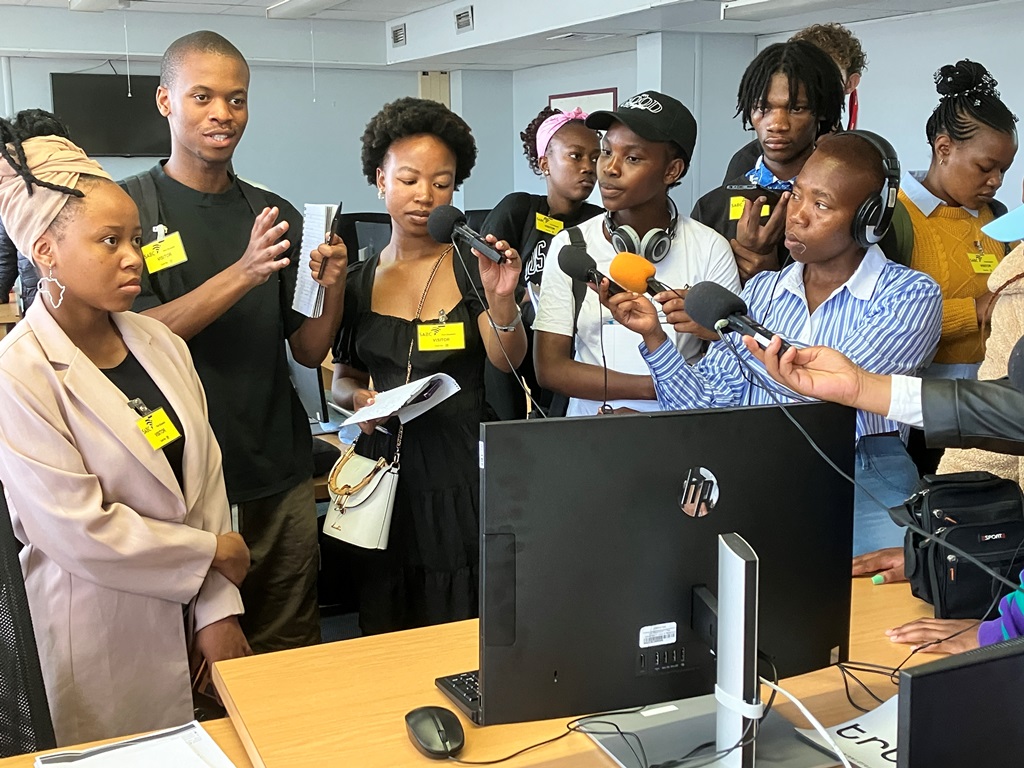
[391,244,454,465]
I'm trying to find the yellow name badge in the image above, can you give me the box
[136,407,182,450]
[535,213,564,236]
[967,252,999,274]
[728,196,771,221]
[418,322,466,352]
[142,231,188,274]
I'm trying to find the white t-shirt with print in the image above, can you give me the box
[534,212,741,417]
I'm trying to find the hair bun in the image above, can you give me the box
[934,59,999,100]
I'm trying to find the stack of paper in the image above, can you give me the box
[341,373,460,426]
[35,721,236,768]
[292,202,337,318]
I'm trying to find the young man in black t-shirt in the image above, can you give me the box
[693,40,844,284]
[121,31,348,654]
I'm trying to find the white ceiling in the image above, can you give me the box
[0,0,1012,70]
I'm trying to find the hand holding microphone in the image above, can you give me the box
[608,253,717,341]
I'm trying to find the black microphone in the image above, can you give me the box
[557,245,626,295]
[685,281,792,354]
[427,205,504,263]
[1008,335,1024,392]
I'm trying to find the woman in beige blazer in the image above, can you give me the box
[0,116,251,745]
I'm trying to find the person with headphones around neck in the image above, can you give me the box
[603,133,942,555]
[533,90,740,417]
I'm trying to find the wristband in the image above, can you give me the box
[489,305,523,333]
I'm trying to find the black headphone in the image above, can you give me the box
[605,198,679,263]
[845,129,901,249]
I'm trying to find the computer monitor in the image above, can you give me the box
[355,220,392,260]
[476,402,856,724]
[898,636,1024,767]
[285,343,330,425]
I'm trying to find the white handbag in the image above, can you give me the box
[322,443,399,550]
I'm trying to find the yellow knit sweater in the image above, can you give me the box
[900,188,1001,364]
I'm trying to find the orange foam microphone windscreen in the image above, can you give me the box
[609,252,654,294]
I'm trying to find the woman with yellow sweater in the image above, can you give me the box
[900,60,1017,472]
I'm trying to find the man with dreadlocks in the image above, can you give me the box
[119,31,347,653]
[692,40,845,285]
[0,113,250,744]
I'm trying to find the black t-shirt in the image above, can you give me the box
[691,176,790,272]
[101,351,186,493]
[127,164,311,504]
[481,192,603,289]
[722,138,762,185]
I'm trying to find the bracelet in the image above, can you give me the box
[489,305,523,333]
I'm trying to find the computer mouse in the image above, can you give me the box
[405,705,466,759]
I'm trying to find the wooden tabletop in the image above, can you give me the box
[210,578,932,768]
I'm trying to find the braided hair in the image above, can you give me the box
[0,111,82,199]
[521,106,559,175]
[735,40,845,137]
[926,60,1017,146]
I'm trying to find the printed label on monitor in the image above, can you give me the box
[639,622,677,648]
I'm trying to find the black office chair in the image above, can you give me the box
[0,482,56,756]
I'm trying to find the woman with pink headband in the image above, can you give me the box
[481,105,601,419]
[0,112,251,745]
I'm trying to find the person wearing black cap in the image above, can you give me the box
[533,90,740,417]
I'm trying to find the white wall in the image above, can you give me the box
[7,55,418,210]
[511,51,638,197]
[450,70,515,212]
[760,2,1024,211]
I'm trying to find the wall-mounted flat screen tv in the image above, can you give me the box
[50,73,170,157]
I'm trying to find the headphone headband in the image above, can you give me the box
[844,129,901,246]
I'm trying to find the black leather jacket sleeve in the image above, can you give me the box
[922,377,1024,455]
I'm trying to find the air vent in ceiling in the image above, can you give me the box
[454,5,474,33]
[546,32,615,42]
[391,23,407,47]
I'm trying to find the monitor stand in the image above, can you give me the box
[587,533,837,768]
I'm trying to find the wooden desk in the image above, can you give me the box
[212,579,932,768]
[0,719,251,767]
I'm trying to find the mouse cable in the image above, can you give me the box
[450,239,549,418]
[447,706,647,767]
[717,334,1024,599]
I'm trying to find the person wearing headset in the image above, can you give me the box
[533,90,740,417]
[602,133,942,555]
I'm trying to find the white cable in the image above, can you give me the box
[759,677,853,768]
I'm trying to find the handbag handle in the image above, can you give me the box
[328,444,389,497]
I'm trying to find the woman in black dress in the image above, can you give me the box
[331,98,526,634]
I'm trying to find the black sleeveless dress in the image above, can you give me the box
[333,252,489,634]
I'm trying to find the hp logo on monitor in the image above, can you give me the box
[680,467,719,518]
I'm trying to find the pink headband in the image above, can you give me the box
[536,107,589,159]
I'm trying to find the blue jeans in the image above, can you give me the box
[853,435,919,556]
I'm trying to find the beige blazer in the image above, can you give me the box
[0,299,243,746]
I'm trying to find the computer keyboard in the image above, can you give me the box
[435,670,482,724]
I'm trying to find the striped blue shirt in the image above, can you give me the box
[640,246,942,441]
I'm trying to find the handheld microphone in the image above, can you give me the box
[685,281,792,354]
[609,252,676,296]
[557,245,626,295]
[427,205,505,263]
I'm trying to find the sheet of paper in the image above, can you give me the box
[341,373,460,426]
[292,203,333,318]
[36,721,236,768]
[794,695,898,768]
